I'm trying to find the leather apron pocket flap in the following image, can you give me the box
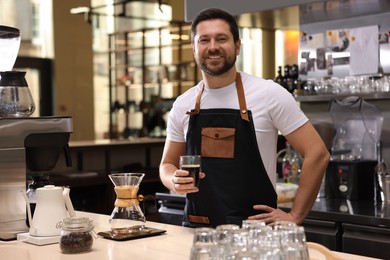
[201,127,235,158]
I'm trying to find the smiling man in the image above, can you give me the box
[194,19,238,77]
[159,8,329,228]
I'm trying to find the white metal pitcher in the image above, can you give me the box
[22,185,75,237]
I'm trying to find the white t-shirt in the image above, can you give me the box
[166,71,308,186]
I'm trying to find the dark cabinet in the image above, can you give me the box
[342,223,390,259]
[302,218,341,251]
[279,198,390,259]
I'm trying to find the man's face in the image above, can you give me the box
[192,19,240,76]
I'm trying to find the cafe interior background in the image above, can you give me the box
[1,1,390,257]
[3,1,387,161]
[0,0,389,193]
[1,0,390,198]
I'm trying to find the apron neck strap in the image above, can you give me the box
[186,72,249,122]
[235,72,249,122]
[186,84,203,115]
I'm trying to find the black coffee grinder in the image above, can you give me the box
[325,97,383,200]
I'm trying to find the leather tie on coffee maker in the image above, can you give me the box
[114,186,144,208]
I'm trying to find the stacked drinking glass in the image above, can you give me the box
[190,220,309,260]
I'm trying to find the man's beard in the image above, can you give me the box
[198,51,237,76]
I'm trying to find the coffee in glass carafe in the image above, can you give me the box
[108,173,146,234]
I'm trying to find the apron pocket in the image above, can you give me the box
[201,127,235,158]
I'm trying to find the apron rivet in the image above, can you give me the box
[242,109,247,114]
[215,133,219,138]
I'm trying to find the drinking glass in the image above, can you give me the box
[259,230,286,259]
[379,76,390,92]
[242,219,266,230]
[273,221,297,231]
[180,155,201,187]
[233,250,259,260]
[215,224,240,259]
[242,219,271,250]
[190,227,217,260]
[229,228,251,257]
[280,226,309,260]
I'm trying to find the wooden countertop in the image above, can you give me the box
[0,212,381,260]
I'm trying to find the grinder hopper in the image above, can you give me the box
[329,96,383,161]
[325,97,384,200]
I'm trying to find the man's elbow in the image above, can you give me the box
[318,145,330,168]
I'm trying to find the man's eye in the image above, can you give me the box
[218,38,227,42]
[199,39,208,44]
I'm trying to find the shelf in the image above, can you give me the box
[295,92,390,102]
[108,42,192,53]
[108,22,197,139]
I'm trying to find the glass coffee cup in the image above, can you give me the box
[180,155,201,187]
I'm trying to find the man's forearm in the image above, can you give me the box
[159,163,178,191]
[290,149,330,224]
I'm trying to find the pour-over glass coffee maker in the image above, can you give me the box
[108,173,146,233]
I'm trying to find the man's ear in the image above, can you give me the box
[235,39,241,55]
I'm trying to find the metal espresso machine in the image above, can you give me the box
[0,25,73,240]
[325,96,384,200]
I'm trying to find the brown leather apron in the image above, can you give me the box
[183,73,277,228]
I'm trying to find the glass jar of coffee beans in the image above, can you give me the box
[57,217,94,254]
